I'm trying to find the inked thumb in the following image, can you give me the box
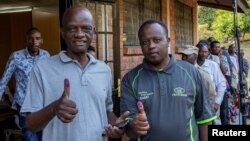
[63,78,70,98]
[137,101,145,114]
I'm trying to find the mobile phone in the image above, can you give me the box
[114,120,130,129]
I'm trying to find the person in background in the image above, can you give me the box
[240,49,249,97]
[120,19,216,141]
[20,6,128,141]
[228,44,239,90]
[210,41,230,125]
[0,27,50,141]
[198,40,220,65]
[87,45,97,58]
[196,42,226,125]
[241,49,249,77]
[179,45,216,105]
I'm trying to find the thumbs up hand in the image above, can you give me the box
[130,101,150,136]
[52,78,78,123]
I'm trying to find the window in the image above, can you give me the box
[174,1,193,48]
[123,0,161,46]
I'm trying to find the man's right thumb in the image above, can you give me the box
[137,101,145,114]
[63,78,70,97]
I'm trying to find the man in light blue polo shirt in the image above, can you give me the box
[21,6,129,141]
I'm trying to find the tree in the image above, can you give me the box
[198,6,216,29]
[241,10,250,40]
[211,10,235,42]
[198,2,250,42]
[198,24,215,41]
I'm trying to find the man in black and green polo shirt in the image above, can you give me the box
[120,19,216,141]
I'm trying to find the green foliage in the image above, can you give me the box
[198,6,216,28]
[198,5,250,42]
[198,24,216,40]
[241,10,250,35]
[211,10,235,41]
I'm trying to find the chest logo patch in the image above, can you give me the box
[172,87,187,97]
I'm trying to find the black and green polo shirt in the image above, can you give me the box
[120,55,216,141]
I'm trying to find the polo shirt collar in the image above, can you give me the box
[142,55,176,74]
[59,51,97,64]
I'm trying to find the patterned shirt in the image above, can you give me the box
[242,58,249,74]
[221,55,231,76]
[0,48,49,107]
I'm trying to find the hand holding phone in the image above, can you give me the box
[114,119,130,129]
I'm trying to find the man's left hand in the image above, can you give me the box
[104,111,130,138]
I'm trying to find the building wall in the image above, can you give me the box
[0,12,32,91]
[119,0,198,78]
[32,7,60,55]
[118,0,144,79]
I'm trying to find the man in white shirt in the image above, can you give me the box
[196,43,227,124]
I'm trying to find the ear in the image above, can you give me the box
[60,28,65,39]
[40,38,44,44]
[167,37,170,42]
[167,37,170,47]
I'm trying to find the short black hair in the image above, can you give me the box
[138,19,168,38]
[210,40,220,48]
[196,42,207,49]
[207,37,216,43]
[197,39,208,46]
[26,27,40,37]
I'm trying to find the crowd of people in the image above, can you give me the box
[179,37,250,125]
[0,5,249,141]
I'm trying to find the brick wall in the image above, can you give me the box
[119,0,198,78]
[118,0,144,78]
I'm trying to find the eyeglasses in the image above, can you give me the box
[65,26,93,34]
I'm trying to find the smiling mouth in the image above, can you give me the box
[74,40,86,46]
[148,52,159,56]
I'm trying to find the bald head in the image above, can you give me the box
[62,6,93,28]
[61,6,94,55]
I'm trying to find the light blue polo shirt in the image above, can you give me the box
[21,51,112,141]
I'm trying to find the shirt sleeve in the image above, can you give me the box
[120,73,138,118]
[213,63,226,105]
[0,53,16,99]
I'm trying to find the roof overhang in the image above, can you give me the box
[197,0,250,13]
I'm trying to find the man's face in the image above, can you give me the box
[198,45,209,61]
[211,43,221,55]
[182,53,196,65]
[139,23,169,66]
[26,31,43,54]
[61,10,94,54]
[228,45,236,54]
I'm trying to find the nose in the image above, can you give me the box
[148,40,156,49]
[31,38,38,45]
[74,29,85,38]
